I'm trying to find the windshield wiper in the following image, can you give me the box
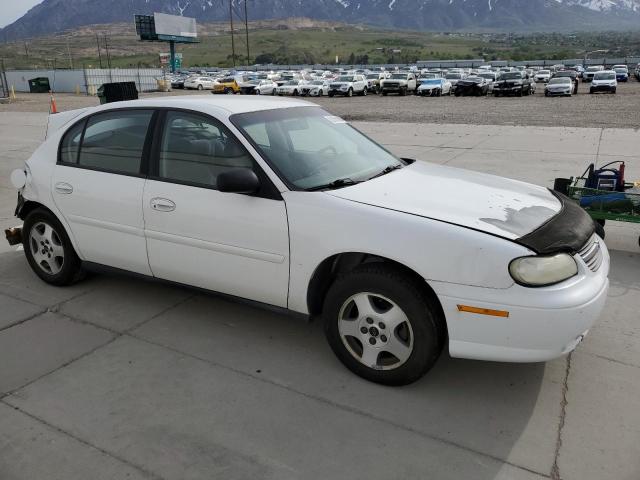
[368,164,403,181]
[306,177,361,192]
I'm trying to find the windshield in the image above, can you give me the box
[391,73,408,79]
[614,68,627,74]
[594,73,615,80]
[549,78,570,84]
[446,74,461,79]
[366,74,379,79]
[500,73,522,80]
[421,79,441,85]
[586,67,601,72]
[478,73,494,80]
[231,107,402,190]
[338,76,355,82]
[311,81,324,85]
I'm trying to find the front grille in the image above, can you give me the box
[578,235,603,272]
[385,82,399,88]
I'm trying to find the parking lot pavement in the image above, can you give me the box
[1,111,639,480]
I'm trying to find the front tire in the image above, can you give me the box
[197,84,203,91]
[323,264,444,385]
[347,88,353,97]
[23,208,84,286]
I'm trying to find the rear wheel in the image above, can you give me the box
[362,88,367,96]
[197,84,203,91]
[23,208,84,286]
[323,264,444,385]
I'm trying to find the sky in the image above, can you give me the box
[0,0,43,28]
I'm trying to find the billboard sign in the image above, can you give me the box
[154,13,197,41]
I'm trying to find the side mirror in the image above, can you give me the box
[217,168,260,194]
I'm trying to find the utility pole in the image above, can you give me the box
[66,38,74,69]
[229,0,236,67]
[96,33,103,68]
[244,0,250,67]
[104,34,112,69]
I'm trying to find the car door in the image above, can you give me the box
[52,109,155,275]
[142,109,290,307]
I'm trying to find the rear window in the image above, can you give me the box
[77,110,153,175]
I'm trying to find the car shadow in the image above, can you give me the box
[0,250,552,478]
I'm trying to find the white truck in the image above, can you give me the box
[380,72,418,96]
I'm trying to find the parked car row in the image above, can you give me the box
[164,63,635,101]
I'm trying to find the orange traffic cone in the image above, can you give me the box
[49,91,58,114]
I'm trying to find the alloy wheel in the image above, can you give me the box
[338,292,414,370]
[29,222,64,275]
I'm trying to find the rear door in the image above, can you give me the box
[52,109,155,275]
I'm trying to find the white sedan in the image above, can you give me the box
[184,76,216,90]
[534,70,551,83]
[276,80,306,96]
[300,80,330,97]
[416,78,452,96]
[7,96,609,385]
[255,80,278,95]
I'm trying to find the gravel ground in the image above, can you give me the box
[3,79,640,128]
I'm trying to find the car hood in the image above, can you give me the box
[327,161,561,240]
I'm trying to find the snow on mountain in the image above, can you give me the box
[1,0,640,42]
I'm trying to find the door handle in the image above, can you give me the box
[54,182,73,194]
[150,198,176,212]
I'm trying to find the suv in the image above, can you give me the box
[213,77,241,94]
[365,73,385,93]
[493,72,535,97]
[380,72,417,96]
[583,66,604,83]
[328,75,368,97]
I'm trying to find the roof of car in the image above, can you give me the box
[86,95,316,117]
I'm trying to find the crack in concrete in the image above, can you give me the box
[127,331,552,479]
[551,352,572,480]
[0,400,165,480]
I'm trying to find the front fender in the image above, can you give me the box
[284,192,529,315]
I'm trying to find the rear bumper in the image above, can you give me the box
[432,240,610,363]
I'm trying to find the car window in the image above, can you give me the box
[158,111,253,189]
[59,120,85,164]
[78,110,153,174]
[232,107,401,190]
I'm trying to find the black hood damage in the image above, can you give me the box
[516,190,595,255]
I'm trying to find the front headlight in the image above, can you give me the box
[509,253,578,287]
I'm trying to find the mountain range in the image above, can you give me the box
[2,0,640,41]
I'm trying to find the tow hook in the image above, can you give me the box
[5,226,23,246]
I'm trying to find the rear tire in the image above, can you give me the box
[23,208,84,286]
[323,264,445,385]
[197,84,203,91]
